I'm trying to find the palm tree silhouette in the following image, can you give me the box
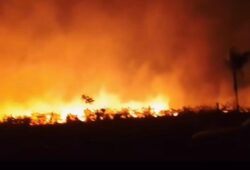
[228,48,250,111]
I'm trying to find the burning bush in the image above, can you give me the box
[2,116,31,126]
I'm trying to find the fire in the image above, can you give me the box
[149,96,169,115]
[0,89,172,125]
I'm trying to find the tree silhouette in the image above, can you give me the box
[82,94,94,104]
[228,48,250,111]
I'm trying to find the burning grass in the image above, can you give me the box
[1,104,248,127]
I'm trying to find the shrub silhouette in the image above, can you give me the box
[66,114,80,123]
[3,116,31,126]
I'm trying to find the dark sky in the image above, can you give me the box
[0,0,250,110]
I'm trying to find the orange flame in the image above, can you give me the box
[0,89,171,125]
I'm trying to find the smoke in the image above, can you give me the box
[0,0,250,109]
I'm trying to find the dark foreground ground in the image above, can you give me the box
[0,111,250,161]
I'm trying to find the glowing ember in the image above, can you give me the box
[222,110,230,114]
[173,112,179,117]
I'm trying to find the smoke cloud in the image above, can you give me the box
[0,0,250,109]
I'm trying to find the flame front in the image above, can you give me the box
[0,89,171,125]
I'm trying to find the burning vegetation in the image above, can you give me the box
[0,92,246,126]
[0,0,250,127]
[0,93,173,126]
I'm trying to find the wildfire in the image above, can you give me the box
[0,89,172,126]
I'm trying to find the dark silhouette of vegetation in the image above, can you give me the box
[0,108,249,161]
[229,48,250,111]
[3,116,31,126]
[49,112,60,124]
[82,94,94,104]
[66,114,81,123]
[95,109,106,121]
